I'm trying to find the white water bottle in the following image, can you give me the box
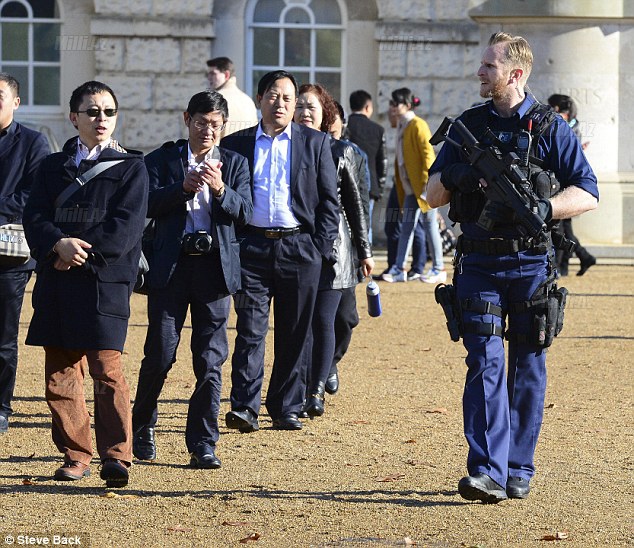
[366,280,382,317]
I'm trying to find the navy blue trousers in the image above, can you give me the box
[133,252,229,452]
[230,232,321,419]
[456,250,549,487]
[0,270,31,418]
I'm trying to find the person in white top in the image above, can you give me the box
[206,57,258,137]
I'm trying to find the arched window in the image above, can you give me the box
[247,0,345,100]
[0,0,61,108]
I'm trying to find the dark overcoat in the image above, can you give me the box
[143,139,253,293]
[23,138,149,352]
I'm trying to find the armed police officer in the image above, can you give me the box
[426,32,598,503]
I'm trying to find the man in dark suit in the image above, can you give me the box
[0,72,50,434]
[220,70,339,431]
[132,91,253,468]
[346,90,387,245]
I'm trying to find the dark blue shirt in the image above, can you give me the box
[429,94,599,239]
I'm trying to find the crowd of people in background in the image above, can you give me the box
[0,33,599,500]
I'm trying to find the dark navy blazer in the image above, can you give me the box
[0,121,50,271]
[143,140,253,294]
[220,122,339,261]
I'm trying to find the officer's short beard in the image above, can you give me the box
[480,79,508,101]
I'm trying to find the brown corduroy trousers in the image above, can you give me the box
[44,347,132,466]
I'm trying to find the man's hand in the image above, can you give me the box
[198,160,225,197]
[441,164,482,193]
[53,237,92,271]
[482,200,515,225]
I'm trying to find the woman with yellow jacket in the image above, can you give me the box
[382,88,447,283]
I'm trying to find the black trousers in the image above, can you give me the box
[331,286,359,373]
[0,270,31,418]
[133,252,229,452]
[230,232,321,419]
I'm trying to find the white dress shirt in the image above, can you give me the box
[251,123,300,228]
[185,143,214,234]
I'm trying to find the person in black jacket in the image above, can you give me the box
[294,84,374,417]
[23,81,148,488]
[346,90,387,244]
[131,91,253,468]
[0,72,50,434]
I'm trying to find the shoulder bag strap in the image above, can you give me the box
[53,160,124,209]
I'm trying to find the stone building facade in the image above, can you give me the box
[3,0,632,250]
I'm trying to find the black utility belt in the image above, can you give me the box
[246,225,307,239]
[458,235,549,255]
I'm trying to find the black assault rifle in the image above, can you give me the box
[430,117,548,241]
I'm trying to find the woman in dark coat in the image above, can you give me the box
[23,81,148,488]
[294,83,374,417]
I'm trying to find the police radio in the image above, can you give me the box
[516,119,533,167]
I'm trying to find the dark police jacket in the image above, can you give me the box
[0,121,50,271]
[220,122,339,262]
[143,139,253,294]
[23,138,149,351]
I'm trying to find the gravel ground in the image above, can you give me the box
[0,259,632,548]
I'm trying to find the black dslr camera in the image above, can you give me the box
[182,230,213,255]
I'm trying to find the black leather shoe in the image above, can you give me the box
[0,415,8,434]
[577,255,596,276]
[100,459,129,488]
[325,369,339,395]
[272,413,302,430]
[458,473,507,504]
[304,382,325,418]
[225,408,259,433]
[506,476,530,499]
[133,425,156,461]
[189,445,221,469]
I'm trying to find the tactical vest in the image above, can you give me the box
[448,100,560,224]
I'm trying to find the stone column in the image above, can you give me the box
[471,0,634,251]
[91,0,214,151]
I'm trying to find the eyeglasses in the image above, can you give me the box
[76,107,118,117]
[192,120,226,133]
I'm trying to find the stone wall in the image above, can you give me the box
[91,0,215,151]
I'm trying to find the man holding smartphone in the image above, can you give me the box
[132,90,252,468]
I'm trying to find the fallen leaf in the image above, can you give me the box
[223,521,251,526]
[422,347,432,352]
[239,532,261,543]
[546,403,557,409]
[404,439,417,444]
[376,473,405,482]
[99,492,139,499]
[22,478,37,485]
[349,420,369,424]
[28,453,35,459]
[540,531,569,541]
[426,408,448,414]
[167,524,191,532]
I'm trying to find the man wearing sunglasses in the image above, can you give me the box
[23,80,149,488]
[131,90,252,469]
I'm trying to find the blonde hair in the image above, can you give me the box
[488,32,533,83]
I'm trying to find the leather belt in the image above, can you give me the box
[247,225,306,239]
[458,235,548,255]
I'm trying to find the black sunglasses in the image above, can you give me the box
[76,107,118,118]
